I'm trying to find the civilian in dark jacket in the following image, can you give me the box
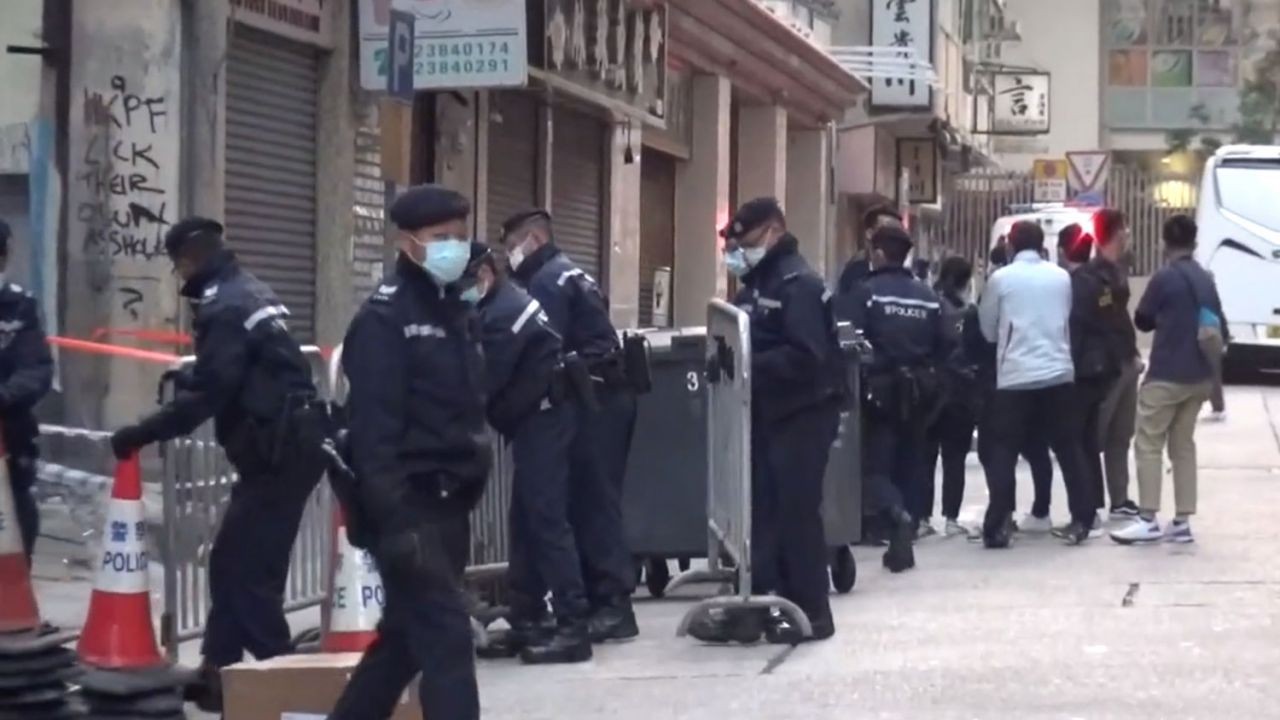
[1062,223,1123,531]
[1111,214,1224,546]
[1091,209,1143,518]
[921,256,983,537]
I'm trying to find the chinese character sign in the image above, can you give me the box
[897,138,937,204]
[992,72,1051,135]
[872,0,932,108]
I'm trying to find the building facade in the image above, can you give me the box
[5,0,870,430]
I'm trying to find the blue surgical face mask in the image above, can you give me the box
[725,248,750,277]
[460,283,484,305]
[419,237,471,284]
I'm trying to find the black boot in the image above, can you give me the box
[763,611,835,645]
[520,621,593,665]
[190,662,224,713]
[587,598,639,643]
[882,510,916,573]
[477,617,554,659]
[686,609,765,644]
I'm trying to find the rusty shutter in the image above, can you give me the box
[551,105,606,282]
[486,92,539,245]
[639,150,676,326]
[225,25,319,342]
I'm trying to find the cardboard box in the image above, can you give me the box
[222,653,422,720]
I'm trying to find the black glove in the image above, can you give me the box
[110,424,152,460]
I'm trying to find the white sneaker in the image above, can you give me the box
[1165,519,1195,544]
[1020,514,1052,533]
[1202,410,1227,423]
[944,519,967,537]
[1110,517,1163,545]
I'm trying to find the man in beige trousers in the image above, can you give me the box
[1111,215,1225,545]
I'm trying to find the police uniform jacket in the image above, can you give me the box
[477,277,561,437]
[511,243,622,377]
[135,252,315,466]
[734,235,846,423]
[342,253,490,526]
[0,282,52,462]
[845,265,953,377]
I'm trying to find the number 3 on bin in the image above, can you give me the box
[686,371,699,393]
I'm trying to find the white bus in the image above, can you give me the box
[1194,145,1280,370]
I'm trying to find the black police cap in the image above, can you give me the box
[388,184,471,231]
[164,217,224,259]
[0,219,9,255]
[499,209,552,240]
[720,197,784,241]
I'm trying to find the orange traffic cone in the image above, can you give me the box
[320,507,383,652]
[76,452,164,669]
[0,430,40,634]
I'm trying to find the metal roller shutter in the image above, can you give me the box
[486,93,540,245]
[551,106,606,281]
[225,26,319,342]
[639,150,676,326]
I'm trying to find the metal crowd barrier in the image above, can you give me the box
[157,345,333,658]
[669,300,813,638]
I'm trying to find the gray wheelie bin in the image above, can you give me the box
[621,328,709,596]
[623,325,865,597]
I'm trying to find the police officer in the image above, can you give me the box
[328,186,488,720]
[460,243,592,665]
[836,205,903,300]
[0,219,53,565]
[499,209,638,642]
[108,217,324,712]
[844,226,953,573]
[690,197,845,644]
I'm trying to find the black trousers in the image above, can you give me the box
[1076,376,1116,515]
[9,457,38,565]
[568,388,637,608]
[751,405,838,622]
[977,402,1055,518]
[982,384,1093,537]
[201,454,322,667]
[330,517,479,720]
[864,407,925,520]
[923,404,976,521]
[507,402,590,623]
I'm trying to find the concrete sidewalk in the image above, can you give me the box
[476,384,1280,719]
[30,383,1279,719]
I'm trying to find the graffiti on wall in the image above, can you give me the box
[73,75,172,317]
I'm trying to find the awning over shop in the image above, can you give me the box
[668,0,867,127]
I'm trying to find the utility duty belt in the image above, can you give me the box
[865,364,942,424]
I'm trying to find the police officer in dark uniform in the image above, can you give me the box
[0,218,53,565]
[459,243,592,665]
[328,186,488,720]
[499,209,639,642]
[836,205,903,299]
[843,226,953,573]
[108,217,324,712]
[689,197,845,644]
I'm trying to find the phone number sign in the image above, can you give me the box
[359,0,528,90]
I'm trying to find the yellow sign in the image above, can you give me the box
[1032,159,1069,202]
[1032,159,1068,181]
